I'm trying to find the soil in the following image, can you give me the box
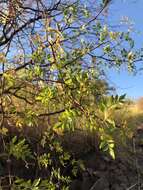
[66,130,143,190]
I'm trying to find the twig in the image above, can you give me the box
[126,183,137,190]
[89,178,102,190]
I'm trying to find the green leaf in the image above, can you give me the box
[33,178,41,187]
[109,148,115,159]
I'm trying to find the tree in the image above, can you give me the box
[0,0,142,175]
[1,0,143,188]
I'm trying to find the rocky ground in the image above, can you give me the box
[65,130,143,190]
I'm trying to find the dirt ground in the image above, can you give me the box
[66,130,143,190]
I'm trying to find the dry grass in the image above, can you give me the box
[3,97,143,161]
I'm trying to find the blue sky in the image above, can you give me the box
[106,0,143,99]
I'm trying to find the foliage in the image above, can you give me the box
[0,0,143,188]
[0,131,81,189]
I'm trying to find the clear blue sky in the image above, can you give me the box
[106,0,143,100]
